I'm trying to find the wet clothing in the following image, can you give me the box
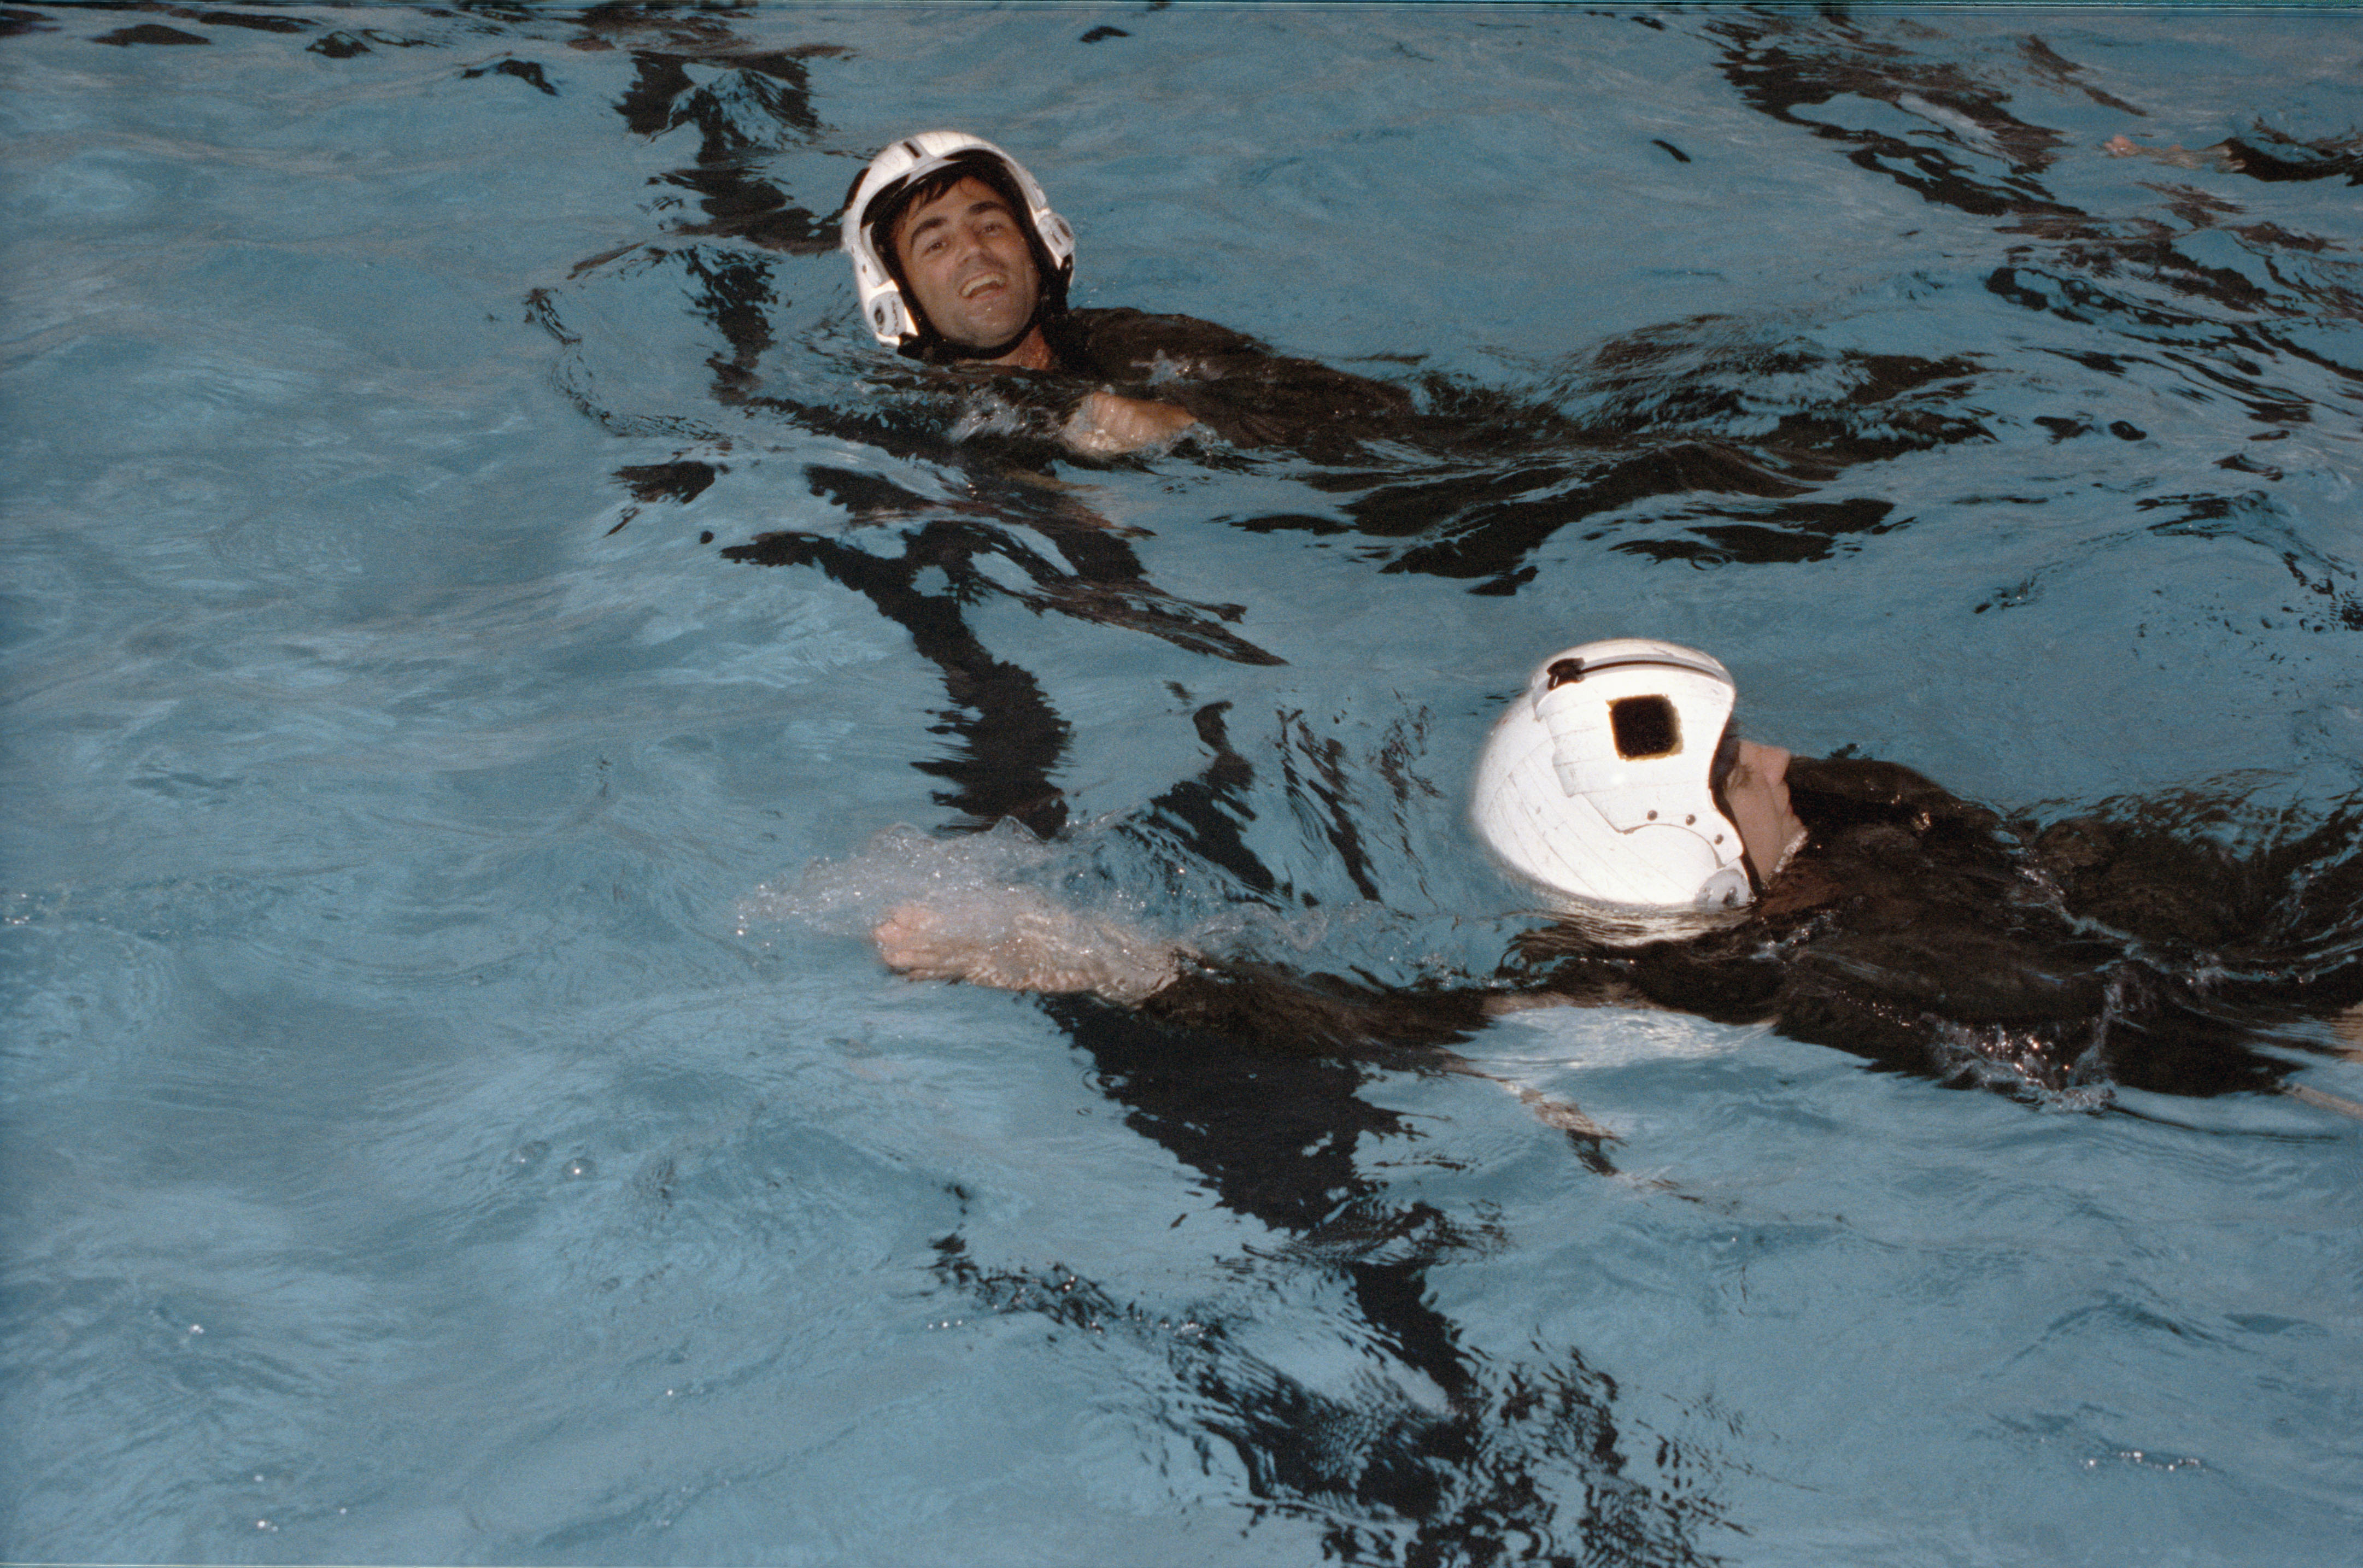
[1142,757,2363,1102]
[923,307,1415,463]
[1039,308,1414,452]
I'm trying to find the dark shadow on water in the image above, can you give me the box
[986,708,1728,1565]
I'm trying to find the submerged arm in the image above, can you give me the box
[869,886,1491,1043]
[871,888,1616,1138]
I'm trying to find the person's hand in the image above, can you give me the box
[873,888,1183,1004]
[1061,390,1199,456]
[2102,133,2243,172]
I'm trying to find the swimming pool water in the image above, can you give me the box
[4,4,2361,1564]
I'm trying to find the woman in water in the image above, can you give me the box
[873,641,2363,1113]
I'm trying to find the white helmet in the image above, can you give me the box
[1470,639,1754,913]
[841,130,1076,353]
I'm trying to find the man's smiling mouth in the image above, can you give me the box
[959,273,1007,299]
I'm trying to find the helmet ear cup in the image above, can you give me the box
[861,271,913,343]
[1697,864,1751,908]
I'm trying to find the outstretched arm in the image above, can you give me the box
[870,888,1619,1143]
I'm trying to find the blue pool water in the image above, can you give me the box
[4,4,2362,1564]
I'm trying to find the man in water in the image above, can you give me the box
[734,130,1410,842]
[843,130,1411,459]
[872,639,2363,1111]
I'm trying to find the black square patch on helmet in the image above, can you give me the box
[1609,695,1681,760]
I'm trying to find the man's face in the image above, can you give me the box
[890,174,1043,353]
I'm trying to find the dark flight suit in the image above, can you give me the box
[1139,757,2363,1103]
[882,307,1420,466]
[1035,307,1416,459]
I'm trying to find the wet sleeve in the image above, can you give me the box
[1139,958,1496,1060]
[1058,309,1415,452]
[2033,795,2363,1010]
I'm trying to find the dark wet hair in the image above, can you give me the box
[867,160,998,260]
[1705,722,1757,889]
[865,155,1042,283]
